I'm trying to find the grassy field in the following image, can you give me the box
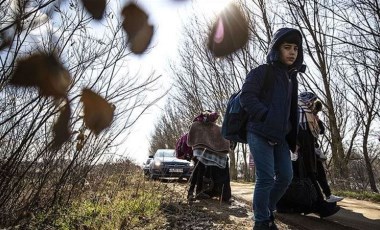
[51,177,171,229]
[24,166,255,230]
[335,190,380,203]
[21,162,185,229]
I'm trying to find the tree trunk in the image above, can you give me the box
[363,134,379,193]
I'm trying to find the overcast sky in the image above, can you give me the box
[120,0,234,165]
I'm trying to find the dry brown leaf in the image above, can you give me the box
[121,3,153,54]
[81,0,106,20]
[207,4,249,57]
[0,33,12,51]
[121,3,148,38]
[9,53,40,87]
[130,24,154,54]
[51,102,71,150]
[81,88,114,135]
[9,52,71,98]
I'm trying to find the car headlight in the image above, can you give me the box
[154,160,161,167]
[189,161,194,167]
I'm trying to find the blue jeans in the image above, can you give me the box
[247,132,293,222]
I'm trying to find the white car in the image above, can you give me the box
[149,149,193,180]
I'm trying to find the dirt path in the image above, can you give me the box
[230,181,380,230]
[159,180,297,229]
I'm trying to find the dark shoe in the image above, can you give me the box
[195,192,210,200]
[253,220,278,230]
[269,211,278,229]
[269,220,278,230]
[318,202,341,218]
[222,198,234,205]
[187,194,195,201]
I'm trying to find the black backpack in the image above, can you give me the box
[221,64,274,143]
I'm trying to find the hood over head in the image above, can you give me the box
[266,28,304,70]
[299,91,317,104]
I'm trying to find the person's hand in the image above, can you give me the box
[294,145,300,153]
[314,113,320,121]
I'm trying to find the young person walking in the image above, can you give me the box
[240,28,305,230]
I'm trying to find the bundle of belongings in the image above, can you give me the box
[187,111,232,203]
[175,133,193,161]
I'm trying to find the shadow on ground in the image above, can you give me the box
[277,206,380,230]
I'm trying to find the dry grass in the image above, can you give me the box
[9,161,302,229]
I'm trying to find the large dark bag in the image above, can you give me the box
[277,155,318,214]
[222,64,273,143]
[221,91,248,143]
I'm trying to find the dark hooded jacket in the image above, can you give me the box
[240,28,305,152]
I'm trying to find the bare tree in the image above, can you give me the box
[148,99,190,155]
[328,0,380,192]
[0,0,162,226]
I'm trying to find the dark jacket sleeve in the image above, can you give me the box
[240,65,268,121]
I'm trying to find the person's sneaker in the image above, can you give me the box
[253,220,278,230]
[326,194,344,203]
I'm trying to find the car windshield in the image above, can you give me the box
[155,150,175,158]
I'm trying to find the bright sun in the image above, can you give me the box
[197,0,235,17]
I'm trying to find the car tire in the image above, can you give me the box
[150,174,157,180]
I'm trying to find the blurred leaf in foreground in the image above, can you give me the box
[0,32,12,51]
[81,88,115,135]
[81,0,106,20]
[51,101,71,150]
[9,52,71,98]
[207,3,249,57]
[121,3,154,54]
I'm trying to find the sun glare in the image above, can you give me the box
[198,0,235,17]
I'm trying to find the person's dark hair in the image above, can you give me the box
[313,100,323,114]
[278,32,301,47]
